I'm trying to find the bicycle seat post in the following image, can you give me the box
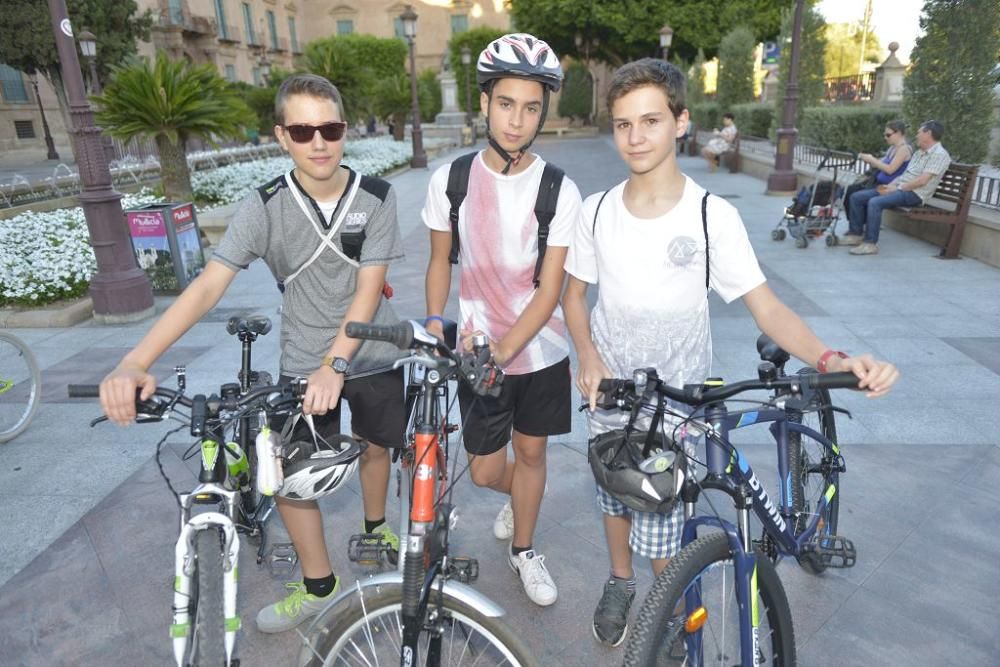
[239,333,254,394]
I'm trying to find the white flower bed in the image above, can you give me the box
[1,137,439,306]
[0,190,160,306]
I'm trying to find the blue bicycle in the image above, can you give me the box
[602,337,860,666]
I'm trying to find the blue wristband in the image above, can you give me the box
[424,315,445,327]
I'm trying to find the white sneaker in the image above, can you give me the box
[509,546,558,606]
[493,484,548,541]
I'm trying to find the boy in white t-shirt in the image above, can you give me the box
[563,58,900,646]
[422,34,584,607]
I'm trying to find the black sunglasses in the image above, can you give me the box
[283,122,347,143]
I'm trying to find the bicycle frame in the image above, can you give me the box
[677,403,840,667]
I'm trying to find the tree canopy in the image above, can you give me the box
[508,0,786,65]
[823,22,882,78]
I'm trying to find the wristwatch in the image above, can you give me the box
[323,355,350,374]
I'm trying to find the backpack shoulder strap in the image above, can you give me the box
[701,191,710,292]
[445,152,477,265]
[531,163,565,288]
[592,189,611,235]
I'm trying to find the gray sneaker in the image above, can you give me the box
[841,234,864,246]
[592,578,635,647]
[256,580,339,633]
[849,242,879,255]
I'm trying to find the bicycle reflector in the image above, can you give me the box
[685,606,708,633]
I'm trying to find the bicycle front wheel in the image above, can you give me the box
[188,528,228,667]
[0,332,40,444]
[624,532,795,667]
[789,374,839,574]
[298,582,538,667]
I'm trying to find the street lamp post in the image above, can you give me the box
[461,45,474,139]
[78,29,118,166]
[767,0,805,194]
[400,5,427,169]
[28,73,59,160]
[659,24,674,61]
[47,0,154,322]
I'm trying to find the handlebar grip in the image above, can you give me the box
[806,372,861,390]
[345,321,414,350]
[68,384,100,398]
[598,379,617,393]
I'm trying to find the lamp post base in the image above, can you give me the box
[766,170,799,195]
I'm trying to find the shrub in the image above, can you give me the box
[558,61,593,122]
[729,102,774,137]
[689,101,721,132]
[717,26,756,109]
[418,69,442,122]
[798,106,904,154]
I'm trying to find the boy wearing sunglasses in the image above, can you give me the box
[99,74,406,632]
[421,34,584,607]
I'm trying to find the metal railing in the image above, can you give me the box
[822,72,876,103]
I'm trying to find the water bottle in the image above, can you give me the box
[224,441,251,493]
[255,426,284,496]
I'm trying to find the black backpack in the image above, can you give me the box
[445,152,564,289]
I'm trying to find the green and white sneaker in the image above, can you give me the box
[255,579,339,633]
[369,522,400,552]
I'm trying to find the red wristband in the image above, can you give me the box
[817,349,847,373]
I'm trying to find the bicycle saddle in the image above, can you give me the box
[756,333,790,366]
[226,314,273,337]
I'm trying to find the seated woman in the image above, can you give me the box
[845,120,912,227]
[700,112,737,172]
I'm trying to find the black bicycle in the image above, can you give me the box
[592,336,861,666]
[298,319,538,667]
[69,314,316,667]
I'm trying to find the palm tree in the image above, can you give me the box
[93,51,256,201]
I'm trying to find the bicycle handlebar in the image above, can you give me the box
[596,371,859,409]
[345,321,420,351]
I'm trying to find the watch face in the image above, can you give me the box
[332,357,349,373]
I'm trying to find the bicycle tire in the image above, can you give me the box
[298,582,538,667]
[188,528,228,667]
[624,532,795,667]
[788,375,839,574]
[0,332,41,444]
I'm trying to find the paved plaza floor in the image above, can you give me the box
[1,136,998,666]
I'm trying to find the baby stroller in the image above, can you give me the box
[772,149,856,248]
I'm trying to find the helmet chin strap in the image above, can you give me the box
[484,88,551,175]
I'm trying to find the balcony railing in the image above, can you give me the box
[823,72,876,103]
[158,1,216,35]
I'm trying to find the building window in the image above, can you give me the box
[168,0,184,25]
[337,19,353,35]
[0,64,29,103]
[252,66,262,86]
[14,120,36,139]
[266,10,278,49]
[450,14,468,34]
[215,0,229,39]
[224,64,237,82]
[393,17,405,39]
[242,3,256,45]
[288,17,299,52]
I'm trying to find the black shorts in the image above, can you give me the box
[277,368,406,448]
[457,357,572,456]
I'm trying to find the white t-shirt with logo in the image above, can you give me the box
[422,152,583,375]
[564,176,766,393]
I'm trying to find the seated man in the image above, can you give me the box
[845,120,950,256]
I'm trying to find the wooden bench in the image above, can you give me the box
[721,131,741,173]
[898,163,978,259]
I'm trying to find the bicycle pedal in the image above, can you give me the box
[348,533,399,567]
[806,534,856,568]
[266,542,298,575]
[445,556,478,584]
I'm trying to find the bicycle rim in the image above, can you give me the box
[315,591,531,666]
[0,334,40,443]
[791,400,839,538]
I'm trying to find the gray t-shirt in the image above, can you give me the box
[212,166,405,378]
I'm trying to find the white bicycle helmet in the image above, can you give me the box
[476,33,563,173]
[278,415,360,501]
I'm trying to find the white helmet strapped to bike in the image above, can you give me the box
[477,33,563,173]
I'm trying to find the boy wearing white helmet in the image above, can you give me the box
[421,33,584,607]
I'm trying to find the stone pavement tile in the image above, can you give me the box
[941,337,1000,375]
[865,335,990,368]
[0,522,133,667]
[777,560,857,649]
[909,314,1000,338]
[958,444,1000,502]
[840,315,934,339]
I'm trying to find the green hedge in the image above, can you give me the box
[688,102,720,132]
[729,102,773,138]
[799,106,906,154]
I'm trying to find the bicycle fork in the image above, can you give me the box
[171,487,241,667]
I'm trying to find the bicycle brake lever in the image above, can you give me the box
[89,415,109,428]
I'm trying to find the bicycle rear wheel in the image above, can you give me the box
[624,532,795,667]
[789,373,839,574]
[298,582,537,666]
[0,332,40,444]
[187,528,228,667]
